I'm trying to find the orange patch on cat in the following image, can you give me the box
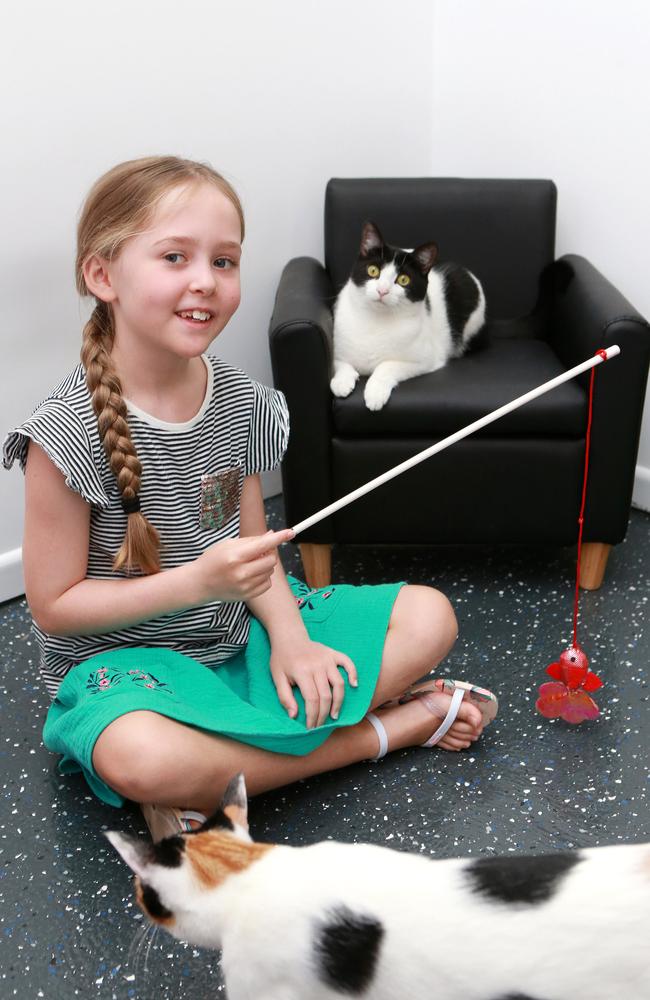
[185,834,273,890]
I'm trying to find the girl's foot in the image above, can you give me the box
[140,803,207,842]
[367,686,485,755]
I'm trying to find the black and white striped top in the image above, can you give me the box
[3,355,290,698]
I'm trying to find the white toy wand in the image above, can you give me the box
[290,345,621,537]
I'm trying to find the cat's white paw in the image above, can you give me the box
[364,379,393,411]
[330,370,358,398]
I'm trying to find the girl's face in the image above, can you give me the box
[104,182,242,361]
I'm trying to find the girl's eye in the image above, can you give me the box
[214,257,234,269]
[397,273,411,287]
[164,252,184,264]
[367,264,380,278]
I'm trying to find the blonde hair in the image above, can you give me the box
[77,156,244,575]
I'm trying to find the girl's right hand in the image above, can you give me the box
[194,529,294,603]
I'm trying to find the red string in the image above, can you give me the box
[573,349,608,647]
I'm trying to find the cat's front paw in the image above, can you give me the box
[364,379,393,411]
[330,369,358,398]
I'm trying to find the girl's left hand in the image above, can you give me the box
[270,640,358,729]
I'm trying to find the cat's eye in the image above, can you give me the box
[397,274,411,287]
[367,264,380,278]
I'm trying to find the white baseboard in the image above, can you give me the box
[632,463,650,513]
[0,548,24,604]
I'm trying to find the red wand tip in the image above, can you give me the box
[536,646,603,723]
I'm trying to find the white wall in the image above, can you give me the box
[430,0,650,508]
[0,0,434,601]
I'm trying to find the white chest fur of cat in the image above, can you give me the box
[108,774,650,1000]
[331,221,485,411]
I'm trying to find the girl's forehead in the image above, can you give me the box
[148,183,242,242]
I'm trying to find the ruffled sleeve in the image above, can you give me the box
[244,381,290,476]
[3,398,110,508]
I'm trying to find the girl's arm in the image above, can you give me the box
[23,443,289,636]
[241,474,357,728]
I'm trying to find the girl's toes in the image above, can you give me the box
[439,734,472,751]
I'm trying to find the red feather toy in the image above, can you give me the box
[535,351,608,724]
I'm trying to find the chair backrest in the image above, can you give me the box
[325,177,557,320]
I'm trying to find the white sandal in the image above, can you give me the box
[140,803,207,842]
[366,685,471,760]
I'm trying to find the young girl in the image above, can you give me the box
[3,156,497,841]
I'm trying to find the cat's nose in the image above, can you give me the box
[377,288,389,299]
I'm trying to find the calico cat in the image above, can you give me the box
[108,774,650,1000]
[331,221,486,410]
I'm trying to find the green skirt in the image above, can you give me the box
[43,577,404,806]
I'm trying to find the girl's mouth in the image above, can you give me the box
[176,309,213,325]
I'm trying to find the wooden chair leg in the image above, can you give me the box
[579,542,612,590]
[299,543,332,589]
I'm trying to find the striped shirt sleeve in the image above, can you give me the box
[244,381,290,476]
[3,398,110,508]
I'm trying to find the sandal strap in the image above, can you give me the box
[421,686,465,747]
[179,810,207,830]
[365,712,389,760]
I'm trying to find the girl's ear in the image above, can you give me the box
[221,772,250,833]
[83,254,117,303]
[105,831,152,879]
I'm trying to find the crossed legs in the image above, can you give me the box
[92,585,484,815]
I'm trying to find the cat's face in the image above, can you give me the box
[349,221,437,309]
[106,774,271,950]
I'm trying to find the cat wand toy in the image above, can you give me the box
[290,344,621,723]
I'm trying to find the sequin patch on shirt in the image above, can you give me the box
[200,467,241,530]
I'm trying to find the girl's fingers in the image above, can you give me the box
[328,669,346,720]
[314,675,334,729]
[274,673,298,719]
[335,650,358,688]
[300,678,321,730]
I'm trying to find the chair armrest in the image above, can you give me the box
[549,254,650,542]
[269,257,335,539]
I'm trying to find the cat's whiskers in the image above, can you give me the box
[126,919,146,969]
[143,922,160,977]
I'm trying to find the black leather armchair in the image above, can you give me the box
[269,178,650,589]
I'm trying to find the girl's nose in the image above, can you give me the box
[188,264,217,295]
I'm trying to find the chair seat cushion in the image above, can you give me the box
[331,339,587,437]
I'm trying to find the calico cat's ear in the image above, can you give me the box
[411,242,438,275]
[220,772,250,833]
[105,831,152,880]
[360,222,384,257]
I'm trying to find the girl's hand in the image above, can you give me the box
[270,640,358,729]
[195,529,294,603]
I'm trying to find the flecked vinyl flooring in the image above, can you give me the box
[1,497,649,999]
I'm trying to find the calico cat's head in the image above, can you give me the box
[106,773,272,949]
[348,221,438,309]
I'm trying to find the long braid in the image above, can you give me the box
[81,302,161,574]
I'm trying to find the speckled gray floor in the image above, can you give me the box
[1,499,649,998]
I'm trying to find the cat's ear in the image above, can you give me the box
[221,772,250,833]
[411,242,438,275]
[105,831,152,880]
[360,222,384,257]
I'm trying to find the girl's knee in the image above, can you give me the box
[393,585,458,655]
[92,711,171,801]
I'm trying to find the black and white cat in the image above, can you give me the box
[108,774,650,1000]
[331,221,486,410]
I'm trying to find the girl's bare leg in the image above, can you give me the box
[92,586,484,814]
